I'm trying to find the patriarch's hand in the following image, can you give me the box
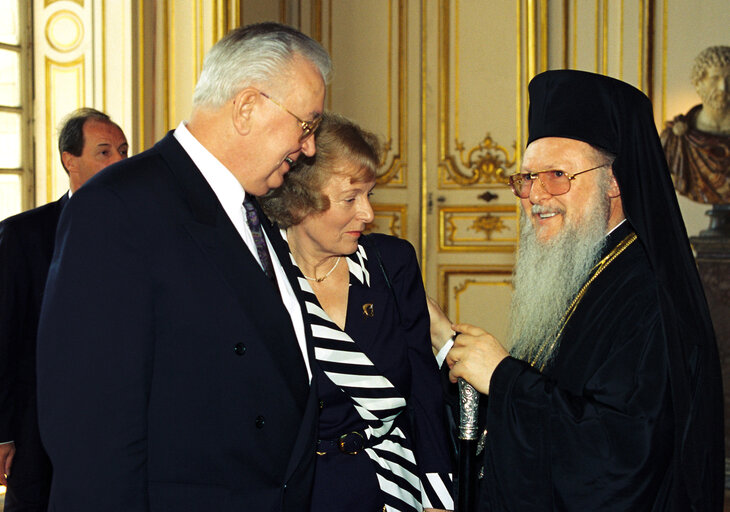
[446,323,508,395]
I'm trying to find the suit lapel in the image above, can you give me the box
[155,134,310,402]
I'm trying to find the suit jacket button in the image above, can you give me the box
[319,400,324,409]
[255,415,265,429]
[233,343,246,356]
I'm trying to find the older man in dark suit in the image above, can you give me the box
[0,107,127,511]
[36,23,331,511]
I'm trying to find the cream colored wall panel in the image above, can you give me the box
[34,0,135,204]
[95,1,135,151]
[438,265,513,343]
[437,0,519,190]
[44,58,84,200]
[34,0,93,204]
[329,0,407,187]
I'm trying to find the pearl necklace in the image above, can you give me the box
[301,256,341,283]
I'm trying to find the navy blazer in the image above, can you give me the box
[0,195,66,442]
[281,232,454,510]
[0,196,66,508]
[36,133,318,511]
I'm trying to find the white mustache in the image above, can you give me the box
[531,204,564,215]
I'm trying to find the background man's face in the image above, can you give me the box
[64,119,128,192]
[696,65,730,112]
[520,137,609,244]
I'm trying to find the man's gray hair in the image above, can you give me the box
[691,46,730,88]
[192,22,332,109]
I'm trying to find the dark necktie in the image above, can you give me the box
[243,195,276,281]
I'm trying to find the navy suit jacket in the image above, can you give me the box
[0,195,66,443]
[36,133,318,511]
[0,195,66,471]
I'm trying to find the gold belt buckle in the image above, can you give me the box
[338,431,364,455]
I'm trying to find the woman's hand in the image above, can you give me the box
[446,323,508,395]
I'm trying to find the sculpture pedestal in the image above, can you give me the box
[691,235,730,486]
[700,204,730,238]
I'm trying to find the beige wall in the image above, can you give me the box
[30,0,729,334]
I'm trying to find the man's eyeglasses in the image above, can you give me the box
[259,91,321,142]
[508,164,608,198]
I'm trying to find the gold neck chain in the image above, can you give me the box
[300,256,341,283]
[530,232,638,370]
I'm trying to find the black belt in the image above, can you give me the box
[316,430,371,455]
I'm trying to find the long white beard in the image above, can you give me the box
[507,184,612,370]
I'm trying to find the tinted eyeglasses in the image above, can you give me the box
[259,91,321,142]
[508,164,607,198]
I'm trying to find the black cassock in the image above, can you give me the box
[477,222,723,511]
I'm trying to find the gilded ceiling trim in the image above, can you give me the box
[438,0,517,189]
[45,56,84,202]
[437,265,513,318]
[377,0,407,187]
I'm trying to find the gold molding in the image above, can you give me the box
[195,0,203,90]
[366,204,408,238]
[439,205,518,253]
[619,0,624,79]
[539,0,547,73]
[311,0,323,41]
[661,0,667,123]
[167,0,176,129]
[45,10,84,53]
[46,0,83,6]
[437,264,513,318]
[136,0,145,153]
[102,0,107,111]
[420,0,428,282]
[45,56,84,202]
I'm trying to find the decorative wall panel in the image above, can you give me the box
[439,205,518,252]
[438,265,513,342]
[367,204,408,238]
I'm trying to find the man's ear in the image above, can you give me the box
[607,170,621,198]
[61,151,76,173]
[232,88,259,135]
